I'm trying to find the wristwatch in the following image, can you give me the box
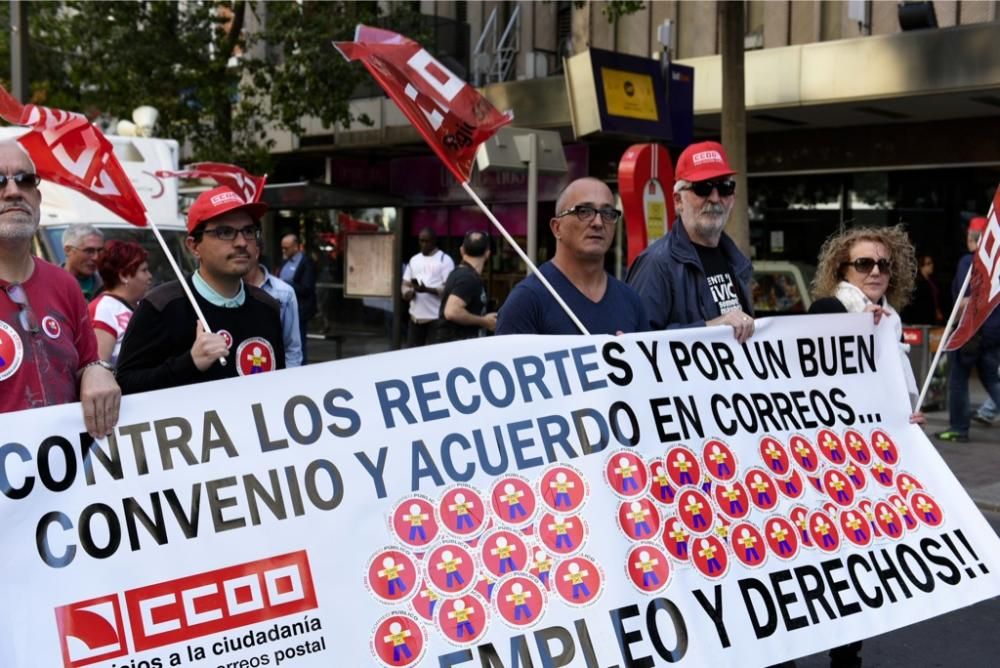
[82,359,114,373]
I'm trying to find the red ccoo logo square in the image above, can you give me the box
[54,593,129,667]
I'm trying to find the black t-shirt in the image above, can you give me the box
[694,243,744,315]
[434,263,486,342]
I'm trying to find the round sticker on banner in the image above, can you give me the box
[625,543,672,594]
[759,436,791,476]
[873,500,904,540]
[843,429,872,465]
[764,515,800,561]
[490,475,537,528]
[236,336,277,376]
[889,494,920,532]
[437,592,489,646]
[870,461,895,488]
[870,429,900,466]
[823,469,856,507]
[910,491,944,528]
[365,548,419,605]
[41,315,61,339]
[411,580,440,622]
[604,450,649,498]
[809,510,842,553]
[676,486,715,536]
[714,481,751,521]
[790,505,813,548]
[702,438,739,483]
[438,485,488,539]
[857,498,882,538]
[661,516,692,561]
[730,522,768,569]
[538,464,588,513]
[816,429,847,466]
[426,542,477,596]
[618,498,662,542]
[840,508,873,548]
[480,529,529,578]
[493,574,547,629]
[895,471,924,499]
[788,434,820,474]
[0,320,24,381]
[843,461,868,493]
[554,555,604,607]
[648,458,677,506]
[216,328,234,349]
[371,612,426,668]
[744,468,779,512]
[537,512,587,557]
[475,571,497,603]
[665,445,702,488]
[391,495,439,550]
[691,535,730,580]
[775,469,805,500]
[713,515,732,541]
[527,545,556,590]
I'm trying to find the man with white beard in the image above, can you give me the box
[626,141,755,343]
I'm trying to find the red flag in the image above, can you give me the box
[0,86,148,227]
[945,185,1000,350]
[334,24,511,184]
[155,163,266,203]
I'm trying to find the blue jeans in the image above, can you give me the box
[947,343,1000,434]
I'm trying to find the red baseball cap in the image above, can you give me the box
[675,141,736,183]
[969,216,988,233]
[187,185,268,234]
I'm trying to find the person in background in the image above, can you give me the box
[247,245,302,367]
[279,233,317,363]
[431,230,496,342]
[902,253,944,325]
[88,240,152,366]
[402,227,454,346]
[62,223,105,301]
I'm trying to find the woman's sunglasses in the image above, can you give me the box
[842,257,892,275]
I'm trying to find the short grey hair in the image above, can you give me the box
[63,224,104,248]
[672,179,691,194]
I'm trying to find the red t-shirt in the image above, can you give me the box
[0,258,99,413]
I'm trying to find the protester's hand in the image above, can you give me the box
[483,312,498,332]
[191,322,230,371]
[909,411,926,425]
[708,310,755,344]
[80,365,121,438]
[413,280,427,294]
[864,303,886,325]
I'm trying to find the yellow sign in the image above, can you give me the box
[600,68,659,121]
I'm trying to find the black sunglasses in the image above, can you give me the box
[197,225,261,242]
[555,204,622,224]
[0,172,41,189]
[842,257,892,275]
[4,283,39,334]
[682,180,736,197]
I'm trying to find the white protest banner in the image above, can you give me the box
[1,315,998,668]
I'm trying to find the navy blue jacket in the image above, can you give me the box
[625,218,753,331]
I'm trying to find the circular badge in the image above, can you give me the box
[816,429,847,466]
[391,495,439,550]
[843,461,869,493]
[41,315,61,339]
[365,548,419,604]
[702,438,739,483]
[538,464,588,513]
[873,500,904,540]
[775,469,805,500]
[788,434,820,474]
[217,329,234,349]
[676,486,715,536]
[604,450,649,498]
[626,543,672,594]
[618,498,662,542]
[0,320,24,381]
[437,592,489,646]
[371,612,425,667]
[411,580,440,622]
[823,469,856,507]
[527,545,556,590]
[490,475,538,528]
[665,446,702,488]
[764,515,800,561]
[744,468,779,512]
[480,529,529,578]
[438,485,488,539]
[809,510,842,553]
[426,543,477,596]
[236,336,277,376]
[648,458,677,506]
[661,516,692,562]
[870,429,900,466]
[714,481,751,521]
[537,512,587,557]
[840,508,873,548]
[493,574,547,629]
[843,429,872,465]
[895,471,924,499]
[554,555,603,607]
[759,436,791,476]
[910,491,944,528]
[789,505,813,548]
[731,522,768,569]
[889,494,920,532]
[691,535,730,580]
[870,461,895,489]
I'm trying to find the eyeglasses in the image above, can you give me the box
[4,283,39,334]
[842,257,892,275]
[681,180,737,197]
[0,172,41,190]
[198,225,261,241]
[69,245,104,256]
[555,205,622,224]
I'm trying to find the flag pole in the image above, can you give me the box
[460,181,590,335]
[147,218,228,367]
[915,262,972,410]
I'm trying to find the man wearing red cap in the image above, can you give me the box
[116,186,285,392]
[626,141,755,343]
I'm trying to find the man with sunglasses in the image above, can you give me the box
[116,185,285,392]
[626,141,755,343]
[0,140,120,438]
[62,223,105,301]
[496,177,647,335]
